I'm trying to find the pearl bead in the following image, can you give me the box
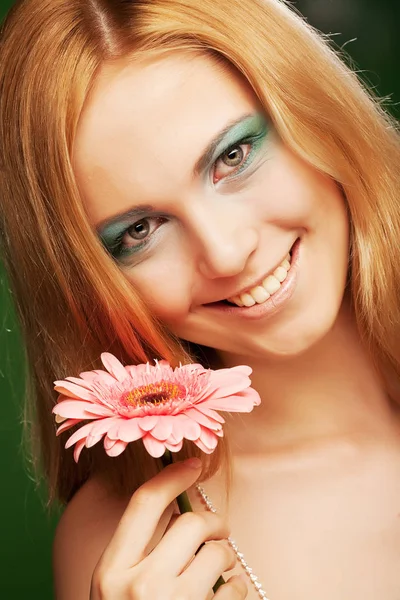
[196,483,269,598]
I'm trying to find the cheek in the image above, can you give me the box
[253,145,343,228]
[125,246,195,323]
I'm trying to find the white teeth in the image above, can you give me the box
[240,293,256,307]
[262,275,281,295]
[249,286,270,304]
[231,295,244,307]
[273,266,288,283]
[226,251,292,307]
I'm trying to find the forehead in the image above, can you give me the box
[73,51,260,223]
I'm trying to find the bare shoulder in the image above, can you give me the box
[53,476,131,600]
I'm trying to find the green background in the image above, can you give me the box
[0,0,399,597]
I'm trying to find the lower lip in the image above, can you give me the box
[204,238,301,321]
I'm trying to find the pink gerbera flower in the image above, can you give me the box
[53,353,260,461]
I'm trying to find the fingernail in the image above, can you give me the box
[184,457,202,469]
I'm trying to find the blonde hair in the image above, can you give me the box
[0,0,399,505]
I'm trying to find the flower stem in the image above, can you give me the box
[161,450,226,593]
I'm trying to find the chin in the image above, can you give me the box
[247,298,344,360]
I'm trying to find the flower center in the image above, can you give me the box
[124,381,186,407]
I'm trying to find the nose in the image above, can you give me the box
[189,203,259,279]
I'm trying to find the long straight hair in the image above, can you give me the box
[0,0,399,504]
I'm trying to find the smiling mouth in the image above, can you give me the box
[211,243,295,309]
[228,253,292,307]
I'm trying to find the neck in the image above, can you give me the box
[218,302,396,457]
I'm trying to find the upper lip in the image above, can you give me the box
[206,245,294,304]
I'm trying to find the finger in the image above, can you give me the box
[213,574,249,599]
[162,511,180,535]
[179,540,237,597]
[143,506,181,554]
[100,458,202,570]
[142,503,175,555]
[148,511,230,576]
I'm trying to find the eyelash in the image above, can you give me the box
[107,216,167,261]
[213,130,265,183]
[107,129,266,261]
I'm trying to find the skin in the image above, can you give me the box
[62,51,400,599]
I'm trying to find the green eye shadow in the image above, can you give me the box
[194,112,269,176]
[211,114,268,163]
[98,112,269,257]
[98,207,151,252]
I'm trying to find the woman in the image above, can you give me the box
[1,0,400,598]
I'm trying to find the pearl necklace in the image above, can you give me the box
[196,484,271,599]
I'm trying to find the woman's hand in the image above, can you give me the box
[90,458,248,599]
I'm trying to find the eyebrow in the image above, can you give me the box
[96,112,254,233]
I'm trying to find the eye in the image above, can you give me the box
[213,143,252,183]
[125,219,151,242]
[108,216,166,260]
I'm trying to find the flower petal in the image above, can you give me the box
[53,380,98,401]
[107,418,144,443]
[65,418,114,449]
[176,363,206,375]
[198,370,251,402]
[84,417,120,448]
[78,370,100,381]
[80,370,118,386]
[229,365,252,376]
[164,440,184,453]
[194,437,216,454]
[172,415,202,441]
[53,399,114,419]
[154,362,175,376]
[64,376,95,391]
[104,436,116,450]
[196,406,225,423]
[200,428,219,449]
[167,430,183,445]
[149,417,174,441]
[199,388,260,412]
[138,415,159,431]
[125,363,155,378]
[101,352,130,382]
[86,434,104,448]
[56,418,83,436]
[197,426,219,451]
[73,439,87,462]
[142,435,166,458]
[185,407,224,429]
[105,439,128,457]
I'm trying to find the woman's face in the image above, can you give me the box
[74,51,349,359]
